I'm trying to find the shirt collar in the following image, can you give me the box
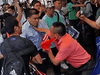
[26,20,31,28]
[57,33,67,45]
[55,9,60,13]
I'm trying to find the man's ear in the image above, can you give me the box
[55,33,59,39]
[14,26,17,31]
[27,17,30,22]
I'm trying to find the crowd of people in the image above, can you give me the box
[0,0,100,75]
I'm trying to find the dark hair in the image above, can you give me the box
[8,6,15,10]
[5,16,18,34]
[53,0,62,3]
[26,8,39,18]
[52,22,66,36]
[3,13,12,19]
[33,1,41,6]
[67,0,72,3]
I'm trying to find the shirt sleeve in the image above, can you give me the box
[68,2,73,11]
[96,16,100,26]
[39,20,49,29]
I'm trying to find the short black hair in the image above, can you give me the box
[26,8,39,18]
[53,0,62,3]
[52,22,66,36]
[5,16,18,34]
[8,6,15,10]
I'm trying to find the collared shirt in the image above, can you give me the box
[20,20,49,51]
[48,31,91,68]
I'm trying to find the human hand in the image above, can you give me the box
[12,0,19,7]
[42,49,51,54]
[76,11,85,21]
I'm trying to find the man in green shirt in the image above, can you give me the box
[42,1,63,75]
[68,0,85,28]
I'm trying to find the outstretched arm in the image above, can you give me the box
[13,0,22,21]
[73,4,86,7]
[32,26,49,34]
[76,11,100,29]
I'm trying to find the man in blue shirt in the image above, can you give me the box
[20,8,49,74]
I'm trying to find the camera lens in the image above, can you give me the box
[80,10,83,15]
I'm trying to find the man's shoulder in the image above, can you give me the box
[39,19,49,29]
[4,36,31,43]
[61,34,72,44]
[42,14,48,20]
[22,20,30,29]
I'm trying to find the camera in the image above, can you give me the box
[79,7,84,16]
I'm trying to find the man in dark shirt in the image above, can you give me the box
[0,16,42,75]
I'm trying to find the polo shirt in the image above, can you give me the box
[48,31,91,68]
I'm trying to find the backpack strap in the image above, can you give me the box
[86,2,93,14]
[54,11,59,22]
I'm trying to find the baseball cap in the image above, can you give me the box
[46,1,54,8]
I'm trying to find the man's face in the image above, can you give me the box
[62,0,66,7]
[7,8,14,15]
[46,7,55,16]
[54,1,62,10]
[5,5,9,11]
[34,3,41,11]
[28,14,39,27]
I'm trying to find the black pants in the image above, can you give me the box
[51,47,61,75]
[74,58,96,75]
[35,49,48,73]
